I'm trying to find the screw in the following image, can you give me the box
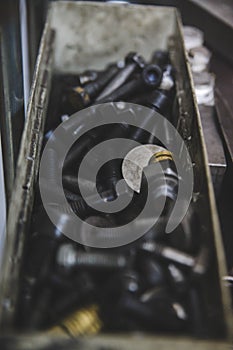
[145,151,179,213]
[56,244,127,270]
[97,64,162,103]
[79,70,99,85]
[117,294,187,331]
[141,241,208,275]
[96,52,145,101]
[47,304,102,337]
[50,179,132,220]
[130,89,173,120]
[67,64,119,110]
[96,159,123,200]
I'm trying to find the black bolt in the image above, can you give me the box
[67,64,119,110]
[141,241,208,276]
[95,52,145,101]
[167,263,188,295]
[96,158,123,200]
[130,89,173,120]
[136,254,166,289]
[127,107,161,145]
[140,151,179,217]
[51,177,132,220]
[142,241,194,267]
[56,244,127,270]
[97,64,162,103]
[117,294,187,332]
[151,50,170,67]
[79,70,99,85]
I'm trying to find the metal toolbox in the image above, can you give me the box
[0,2,232,349]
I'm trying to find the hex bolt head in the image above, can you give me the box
[67,64,119,110]
[96,52,145,101]
[142,64,163,88]
[97,64,162,103]
[125,52,145,69]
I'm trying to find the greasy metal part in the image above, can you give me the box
[47,305,102,337]
[141,241,208,274]
[142,242,195,267]
[69,64,119,109]
[57,244,127,270]
[151,50,170,67]
[97,64,162,103]
[96,52,145,101]
[130,88,173,120]
[0,1,231,344]
[79,70,99,85]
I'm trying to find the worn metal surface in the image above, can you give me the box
[198,105,226,195]
[0,1,232,347]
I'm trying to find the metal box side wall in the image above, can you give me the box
[171,15,233,338]
[49,1,176,73]
[0,23,55,330]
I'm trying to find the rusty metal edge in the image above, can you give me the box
[0,17,55,330]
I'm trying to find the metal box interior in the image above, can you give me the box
[0,2,232,349]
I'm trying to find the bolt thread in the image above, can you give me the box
[57,245,127,270]
[74,253,126,269]
[47,305,102,337]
